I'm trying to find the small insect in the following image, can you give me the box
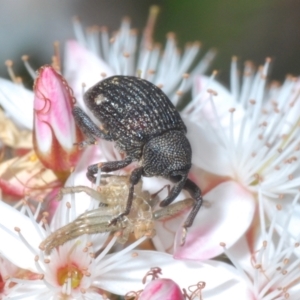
[72,76,203,244]
[40,175,195,254]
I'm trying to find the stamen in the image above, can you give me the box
[191,48,217,77]
[230,56,239,103]
[240,61,254,106]
[97,236,147,275]
[172,73,189,106]
[24,204,45,240]
[14,227,39,256]
[72,16,87,47]
[95,166,101,186]
[21,55,36,79]
[100,26,110,62]
[5,60,18,83]
[183,70,218,116]
[143,5,160,49]
[86,26,100,56]
[65,202,71,224]
[95,235,118,263]
[52,41,61,72]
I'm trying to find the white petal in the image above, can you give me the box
[0,78,33,129]
[173,181,255,260]
[63,40,114,110]
[51,145,105,229]
[191,75,234,116]
[97,250,250,298]
[0,201,43,271]
[50,145,110,249]
[184,117,233,177]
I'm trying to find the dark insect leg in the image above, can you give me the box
[182,178,203,229]
[159,175,188,207]
[72,106,113,147]
[109,167,143,226]
[87,157,133,183]
[150,184,171,206]
[179,178,203,244]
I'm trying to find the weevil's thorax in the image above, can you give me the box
[142,130,192,177]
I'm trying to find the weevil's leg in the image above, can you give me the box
[159,174,188,207]
[109,167,143,226]
[153,198,195,221]
[181,178,203,244]
[151,184,171,199]
[72,106,113,148]
[87,157,133,183]
[150,184,171,207]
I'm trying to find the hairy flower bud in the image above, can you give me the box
[33,65,83,172]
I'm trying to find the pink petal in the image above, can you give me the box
[139,279,184,300]
[63,40,113,109]
[33,65,83,172]
[173,181,255,260]
[100,251,251,298]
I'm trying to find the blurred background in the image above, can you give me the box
[1,0,300,86]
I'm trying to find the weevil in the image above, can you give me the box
[72,76,203,244]
[40,175,195,254]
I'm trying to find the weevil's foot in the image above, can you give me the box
[74,141,88,150]
[108,214,126,227]
[87,172,97,184]
[180,227,188,246]
[74,140,97,150]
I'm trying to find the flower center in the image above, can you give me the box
[57,264,83,288]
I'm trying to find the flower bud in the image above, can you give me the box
[139,278,184,300]
[33,65,83,172]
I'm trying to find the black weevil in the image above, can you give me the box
[72,75,203,244]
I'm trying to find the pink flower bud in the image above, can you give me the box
[33,65,83,172]
[139,279,184,300]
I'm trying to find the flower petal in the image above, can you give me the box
[184,117,233,177]
[0,201,43,272]
[139,278,184,300]
[50,145,103,230]
[173,181,255,260]
[0,78,33,130]
[33,65,83,172]
[98,250,250,298]
[63,40,114,109]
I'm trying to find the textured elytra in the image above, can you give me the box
[84,76,187,144]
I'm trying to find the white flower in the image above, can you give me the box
[219,191,300,299]
[0,8,214,134]
[0,255,20,298]
[0,75,33,130]
[0,194,251,299]
[171,58,300,260]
